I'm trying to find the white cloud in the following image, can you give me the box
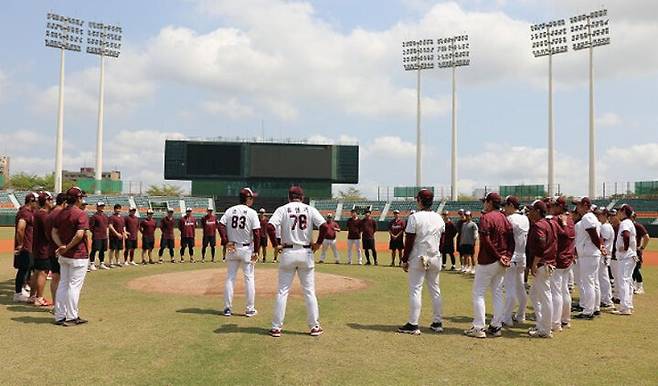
[598,112,622,127]
[607,143,658,170]
[201,98,255,119]
[362,136,417,159]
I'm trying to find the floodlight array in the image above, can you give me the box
[436,35,470,68]
[570,9,610,50]
[402,39,435,71]
[45,13,84,52]
[86,21,123,57]
[530,19,568,57]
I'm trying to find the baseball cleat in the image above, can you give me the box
[551,325,563,333]
[66,317,88,326]
[89,263,97,271]
[561,322,571,329]
[528,329,552,338]
[245,309,258,318]
[310,326,324,336]
[223,308,232,317]
[610,309,632,316]
[54,319,69,326]
[99,263,110,270]
[486,325,502,337]
[430,322,444,333]
[398,323,421,335]
[13,293,29,303]
[574,313,594,320]
[600,303,615,310]
[593,310,601,316]
[269,328,282,337]
[464,327,486,339]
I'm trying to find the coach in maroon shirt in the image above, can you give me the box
[89,202,109,269]
[45,193,66,305]
[51,187,90,326]
[361,210,378,265]
[632,214,649,294]
[124,207,140,265]
[440,210,458,270]
[140,209,157,264]
[201,207,219,263]
[31,191,55,306]
[388,210,405,266]
[13,192,37,302]
[159,208,176,262]
[108,204,126,266]
[179,208,196,263]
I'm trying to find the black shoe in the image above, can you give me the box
[397,323,420,335]
[374,261,378,266]
[571,304,584,312]
[65,317,88,326]
[54,319,69,326]
[574,313,594,320]
[365,261,371,265]
[593,310,601,316]
[486,325,502,337]
[430,322,444,333]
[612,298,620,304]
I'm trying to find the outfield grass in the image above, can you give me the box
[1,228,657,385]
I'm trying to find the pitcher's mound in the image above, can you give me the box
[127,268,368,297]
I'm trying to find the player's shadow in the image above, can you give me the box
[214,324,308,336]
[176,308,248,317]
[346,323,464,336]
[5,305,50,313]
[0,279,17,305]
[11,316,54,324]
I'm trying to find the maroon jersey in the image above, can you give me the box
[14,206,34,253]
[108,214,125,240]
[361,218,377,240]
[552,215,575,269]
[477,210,515,265]
[202,214,218,237]
[140,218,157,239]
[443,221,458,245]
[388,219,405,241]
[124,214,139,241]
[347,218,362,240]
[527,217,557,266]
[32,208,51,260]
[259,217,269,237]
[89,212,109,240]
[53,205,89,259]
[179,215,196,238]
[46,206,63,257]
[634,221,648,246]
[160,216,175,240]
[320,220,339,240]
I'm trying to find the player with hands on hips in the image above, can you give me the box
[218,188,261,318]
[397,189,445,336]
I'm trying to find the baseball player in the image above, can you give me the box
[573,197,604,320]
[440,210,457,270]
[526,200,557,338]
[13,192,36,303]
[455,209,466,271]
[201,207,219,263]
[361,210,378,265]
[31,191,54,306]
[501,196,529,326]
[388,210,405,266]
[45,193,66,306]
[258,208,270,262]
[611,204,637,315]
[179,208,196,263]
[108,204,127,267]
[459,211,478,274]
[397,189,445,335]
[632,213,649,294]
[596,207,615,309]
[89,202,108,270]
[218,188,261,317]
[124,207,139,266]
[346,209,362,264]
[608,209,620,303]
[549,196,576,330]
[158,208,176,263]
[464,192,514,339]
[139,209,157,264]
[318,213,341,264]
[267,186,326,338]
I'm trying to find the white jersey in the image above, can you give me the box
[615,218,637,260]
[575,212,601,257]
[269,202,325,246]
[404,210,445,261]
[507,212,529,263]
[219,205,260,246]
[600,222,615,257]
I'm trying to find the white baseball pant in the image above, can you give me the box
[531,265,553,334]
[572,260,584,307]
[502,261,527,324]
[610,259,619,299]
[54,257,89,321]
[599,257,613,306]
[550,267,571,328]
[614,258,636,313]
[472,262,505,330]
[407,256,442,326]
[272,248,319,330]
[578,256,601,315]
[224,246,256,312]
[320,239,340,263]
[346,239,362,264]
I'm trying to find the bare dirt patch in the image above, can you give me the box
[126,268,368,297]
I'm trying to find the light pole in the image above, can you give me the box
[570,9,610,198]
[45,13,84,193]
[437,35,470,201]
[530,19,568,197]
[86,21,122,194]
[402,39,435,188]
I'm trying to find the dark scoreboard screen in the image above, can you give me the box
[250,144,332,179]
[185,143,242,177]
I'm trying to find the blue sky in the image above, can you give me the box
[0,0,657,198]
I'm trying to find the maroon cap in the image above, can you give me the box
[37,191,53,206]
[530,199,547,213]
[24,192,37,204]
[572,196,592,206]
[288,185,304,199]
[504,195,520,209]
[619,204,634,217]
[239,187,258,199]
[481,192,502,204]
[553,196,567,208]
[55,193,67,205]
[594,206,608,215]
[66,186,86,199]
[416,188,434,202]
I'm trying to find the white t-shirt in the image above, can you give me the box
[615,218,637,260]
[600,222,614,258]
[219,205,260,246]
[507,212,529,263]
[404,210,445,261]
[269,202,325,246]
[575,212,601,257]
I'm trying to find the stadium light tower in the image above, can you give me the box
[570,9,610,198]
[45,13,84,193]
[530,18,568,197]
[402,39,435,187]
[87,21,122,194]
[437,34,470,201]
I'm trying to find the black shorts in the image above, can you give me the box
[49,256,61,274]
[109,238,123,250]
[362,238,375,250]
[181,237,195,249]
[125,239,138,250]
[260,237,268,248]
[91,239,108,252]
[389,238,404,250]
[203,236,216,248]
[460,244,475,255]
[13,250,32,270]
[160,238,174,250]
[440,242,455,254]
[33,258,51,272]
[142,237,155,250]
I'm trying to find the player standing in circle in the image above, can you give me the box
[440,210,457,271]
[139,209,157,264]
[13,192,37,302]
[501,196,529,326]
[258,208,270,263]
[459,211,478,274]
[89,202,108,270]
[388,210,405,266]
[31,191,54,306]
[611,204,637,315]
[158,208,176,263]
[573,197,603,320]
[607,209,620,303]
[548,196,576,330]
[201,207,219,263]
[464,192,514,339]
[318,213,341,264]
[124,207,139,266]
[218,188,261,317]
[361,210,378,265]
[631,213,649,294]
[455,209,466,271]
[346,209,362,265]
[267,186,326,338]
[108,204,126,267]
[596,207,615,310]
[45,193,66,306]
[179,208,196,263]
[397,189,445,335]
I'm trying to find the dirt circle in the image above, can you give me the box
[126,268,368,297]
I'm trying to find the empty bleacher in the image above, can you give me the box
[314,200,338,217]
[184,197,211,215]
[340,200,387,219]
[0,192,15,210]
[132,195,151,214]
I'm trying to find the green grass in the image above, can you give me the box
[1,228,657,385]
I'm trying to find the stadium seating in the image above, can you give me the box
[0,192,15,210]
[313,200,339,217]
[12,191,27,206]
[614,199,658,219]
[132,195,151,213]
[149,196,182,214]
[184,197,211,215]
[340,200,387,219]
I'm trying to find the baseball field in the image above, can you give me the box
[1,227,657,385]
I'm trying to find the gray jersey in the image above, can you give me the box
[459,221,479,246]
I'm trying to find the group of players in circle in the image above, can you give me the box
[12,185,647,337]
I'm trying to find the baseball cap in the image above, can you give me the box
[114,204,122,210]
[288,185,304,199]
[464,210,472,216]
[147,209,154,214]
[66,187,86,200]
[504,195,520,209]
[458,208,465,214]
[97,201,106,207]
[481,192,502,204]
[327,213,333,218]
[572,196,592,206]
[553,196,567,209]
[594,206,608,215]
[129,206,137,212]
[608,208,617,216]
[530,199,547,213]
[619,204,634,217]
[186,207,192,212]
[239,187,258,199]
[167,208,174,213]
[259,208,266,213]
[55,193,66,205]
[364,209,372,214]
[207,207,214,211]
[410,210,416,214]
[393,209,400,214]
[24,192,37,204]
[441,210,449,215]
[37,191,53,206]
[416,188,434,202]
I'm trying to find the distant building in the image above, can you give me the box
[0,155,9,188]
[63,167,122,194]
